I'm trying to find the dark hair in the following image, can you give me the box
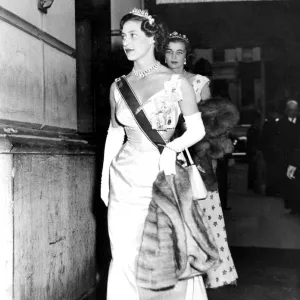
[193,58,213,77]
[120,13,168,54]
[167,37,191,56]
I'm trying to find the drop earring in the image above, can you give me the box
[184,59,187,65]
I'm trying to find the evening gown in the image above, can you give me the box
[191,75,238,288]
[107,74,208,300]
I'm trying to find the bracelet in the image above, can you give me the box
[158,144,177,153]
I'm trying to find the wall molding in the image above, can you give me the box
[0,135,95,155]
[0,5,76,58]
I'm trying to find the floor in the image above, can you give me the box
[226,162,300,249]
[93,162,300,300]
[207,162,300,299]
[207,247,300,300]
[93,247,300,300]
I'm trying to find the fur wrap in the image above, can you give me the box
[137,163,220,291]
[197,97,239,158]
[191,98,239,191]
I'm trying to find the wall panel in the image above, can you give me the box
[44,45,77,129]
[0,0,41,28]
[42,0,76,48]
[0,153,13,300]
[13,154,96,300]
[0,21,44,124]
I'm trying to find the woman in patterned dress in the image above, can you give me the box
[101,10,212,300]
[165,31,211,104]
[165,31,238,289]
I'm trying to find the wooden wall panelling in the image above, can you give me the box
[0,153,13,300]
[13,154,96,300]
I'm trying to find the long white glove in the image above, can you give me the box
[159,112,205,175]
[100,122,125,206]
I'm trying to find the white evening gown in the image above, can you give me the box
[106,74,208,300]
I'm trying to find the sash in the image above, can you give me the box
[115,76,166,153]
[115,77,207,199]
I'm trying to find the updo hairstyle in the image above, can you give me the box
[120,13,169,54]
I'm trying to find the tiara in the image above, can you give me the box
[129,8,155,25]
[169,31,189,43]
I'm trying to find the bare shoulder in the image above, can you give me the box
[143,65,174,83]
[110,81,117,90]
[109,80,121,106]
[125,72,134,81]
[159,64,174,74]
[186,72,198,85]
[179,75,194,89]
[157,64,174,79]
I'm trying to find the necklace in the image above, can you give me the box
[132,61,160,78]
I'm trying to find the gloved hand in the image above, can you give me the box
[159,112,205,175]
[100,122,125,205]
[287,165,297,179]
[159,146,177,175]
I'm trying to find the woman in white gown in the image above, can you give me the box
[165,32,238,289]
[101,9,210,300]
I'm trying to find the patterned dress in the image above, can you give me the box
[199,191,238,288]
[191,74,210,103]
[107,74,208,300]
[191,75,238,288]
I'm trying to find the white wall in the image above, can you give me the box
[1,0,41,29]
[0,0,76,130]
[0,22,44,125]
[0,0,75,47]
[42,0,76,48]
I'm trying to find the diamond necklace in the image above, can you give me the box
[132,61,160,78]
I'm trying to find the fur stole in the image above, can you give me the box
[197,97,240,159]
[136,163,220,291]
[192,98,239,191]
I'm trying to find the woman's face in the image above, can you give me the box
[121,20,154,61]
[165,41,187,70]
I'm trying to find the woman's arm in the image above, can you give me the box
[171,77,206,149]
[109,82,121,128]
[100,82,125,205]
[159,77,205,175]
[178,76,199,116]
[200,81,211,101]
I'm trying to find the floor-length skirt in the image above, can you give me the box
[107,143,208,300]
[199,191,238,288]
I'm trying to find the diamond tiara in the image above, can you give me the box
[129,8,155,25]
[169,31,189,43]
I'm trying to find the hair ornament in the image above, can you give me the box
[169,31,189,43]
[129,8,155,25]
[287,99,298,107]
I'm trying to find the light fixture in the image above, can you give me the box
[38,0,55,14]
